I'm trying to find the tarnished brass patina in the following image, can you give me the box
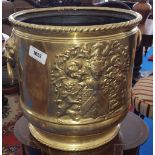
[6,7,141,151]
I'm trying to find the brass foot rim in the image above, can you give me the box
[29,124,120,151]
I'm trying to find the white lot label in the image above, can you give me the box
[29,45,47,65]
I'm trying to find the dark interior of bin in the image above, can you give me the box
[16,9,135,26]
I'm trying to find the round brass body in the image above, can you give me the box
[8,7,141,151]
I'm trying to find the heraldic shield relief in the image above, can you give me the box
[50,40,129,122]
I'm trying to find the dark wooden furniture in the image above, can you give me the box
[14,112,148,155]
[93,1,131,9]
[133,18,153,84]
[2,0,14,35]
[25,0,81,7]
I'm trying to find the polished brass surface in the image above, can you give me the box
[7,7,142,151]
[29,123,120,151]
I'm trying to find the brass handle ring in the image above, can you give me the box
[4,35,16,84]
[136,28,142,47]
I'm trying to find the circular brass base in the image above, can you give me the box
[29,123,120,151]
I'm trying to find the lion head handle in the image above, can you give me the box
[4,34,16,84]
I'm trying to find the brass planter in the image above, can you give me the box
[6,7,141,151]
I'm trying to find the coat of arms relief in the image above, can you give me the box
[49,40,129,122]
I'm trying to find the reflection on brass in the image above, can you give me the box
[29,123,120,151]
[136,28,142,47]
[8,7,142,151]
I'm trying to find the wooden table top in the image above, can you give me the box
[14,112,148,155]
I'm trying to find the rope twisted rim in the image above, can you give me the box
[9,7,142,33]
